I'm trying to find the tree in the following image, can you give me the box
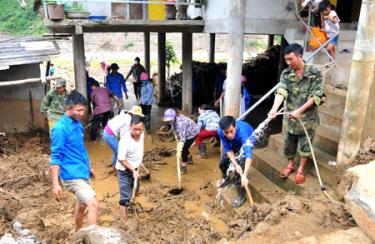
[165,40,179,78]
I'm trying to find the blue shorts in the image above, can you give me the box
[329,35,339,46]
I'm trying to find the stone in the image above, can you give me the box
[337,161,375,241]
[72,225,133,244]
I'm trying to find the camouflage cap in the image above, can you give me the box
[55,79,66,88]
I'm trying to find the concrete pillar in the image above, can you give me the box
[182,32,193,113]
[209,33,215,63]
[268,34,274,48]
[157,32,166,104]
[337,1,375,166]
[72,27,87,99]
[144,32,151,75]
[225,0,245,117]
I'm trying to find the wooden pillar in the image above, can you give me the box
[268,34,274,48]
[157,32,166,104]
[72,26,87,99]
[337,1,375,166]
[144,32,151,75]
[225,0,245,117]
[182,32,193,113]
[209,33,215,63]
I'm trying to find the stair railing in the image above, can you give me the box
[237,1,340,120]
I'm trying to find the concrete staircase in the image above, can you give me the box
[246,26,357,199]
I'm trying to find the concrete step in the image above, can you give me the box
[252,147,321,195]
[213,168,285,215]
[323,84,347,111]
[319,104,343,129]
[338,30,357,42]
[314,124,340,156]
[266,133,337,186]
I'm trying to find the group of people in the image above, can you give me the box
[45,42,323,232]
[301,0,340,59]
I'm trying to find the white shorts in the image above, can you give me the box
[61,179,96,204]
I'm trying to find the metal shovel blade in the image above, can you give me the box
[168,187,184,195]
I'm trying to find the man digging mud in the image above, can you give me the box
[217,116,254,208]
[50,91,99,231]
[268,43,323,184]
[116,116,145,228]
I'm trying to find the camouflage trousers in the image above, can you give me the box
[284,129,315,159]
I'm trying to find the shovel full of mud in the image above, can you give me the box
[169,155,184,195]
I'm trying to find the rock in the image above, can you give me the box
[286,227,372,244]
[337,161,375,241]
[362,137,374,153]
[72,225,133,244]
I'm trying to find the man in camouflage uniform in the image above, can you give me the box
[268,43,323,184]
[40,79,69,132]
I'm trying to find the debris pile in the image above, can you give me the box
[352,137,375,166]
[143,146,174,171]
[0,132,76,243]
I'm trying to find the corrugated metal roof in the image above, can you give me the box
[0,37,60,70]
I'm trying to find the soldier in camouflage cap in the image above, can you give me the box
[40,79,70,132]
[268,43,323,184]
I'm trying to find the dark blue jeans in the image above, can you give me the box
[117,169,138,206]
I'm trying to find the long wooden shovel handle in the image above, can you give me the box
[244,184,255,206]
[130,169,139,203]
[175,136,182,189]
[176,156,181,189]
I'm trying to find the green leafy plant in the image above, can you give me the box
[166,40,179,78]
[0,0,47,35]
[65,3,86,12]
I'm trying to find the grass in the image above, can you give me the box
[0,0,47,36]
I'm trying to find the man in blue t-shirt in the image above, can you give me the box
[218,116,254,208]
[50,91,99,231]
[105,63,129,114]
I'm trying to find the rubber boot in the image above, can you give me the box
[144,115,151,134]
[187,155,193,164]
[232,186,246,209]
[198,144,207,158]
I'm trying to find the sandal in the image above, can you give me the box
[280,166,295,179]
[295,171,305,184]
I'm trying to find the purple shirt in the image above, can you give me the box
[91,87,112,116]
[172,114,200,143]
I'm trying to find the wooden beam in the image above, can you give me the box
[0,76,61,87]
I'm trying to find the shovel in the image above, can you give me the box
[169,137,184,195]
[140,163,151,180]
[127,169,144,218]
[244,182,255,206]
[169,155,184,195]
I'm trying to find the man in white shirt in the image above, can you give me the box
[116,116,145,225]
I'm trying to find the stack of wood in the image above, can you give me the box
[164,45,281,106]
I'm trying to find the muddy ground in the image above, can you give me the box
[0,132,358,243]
